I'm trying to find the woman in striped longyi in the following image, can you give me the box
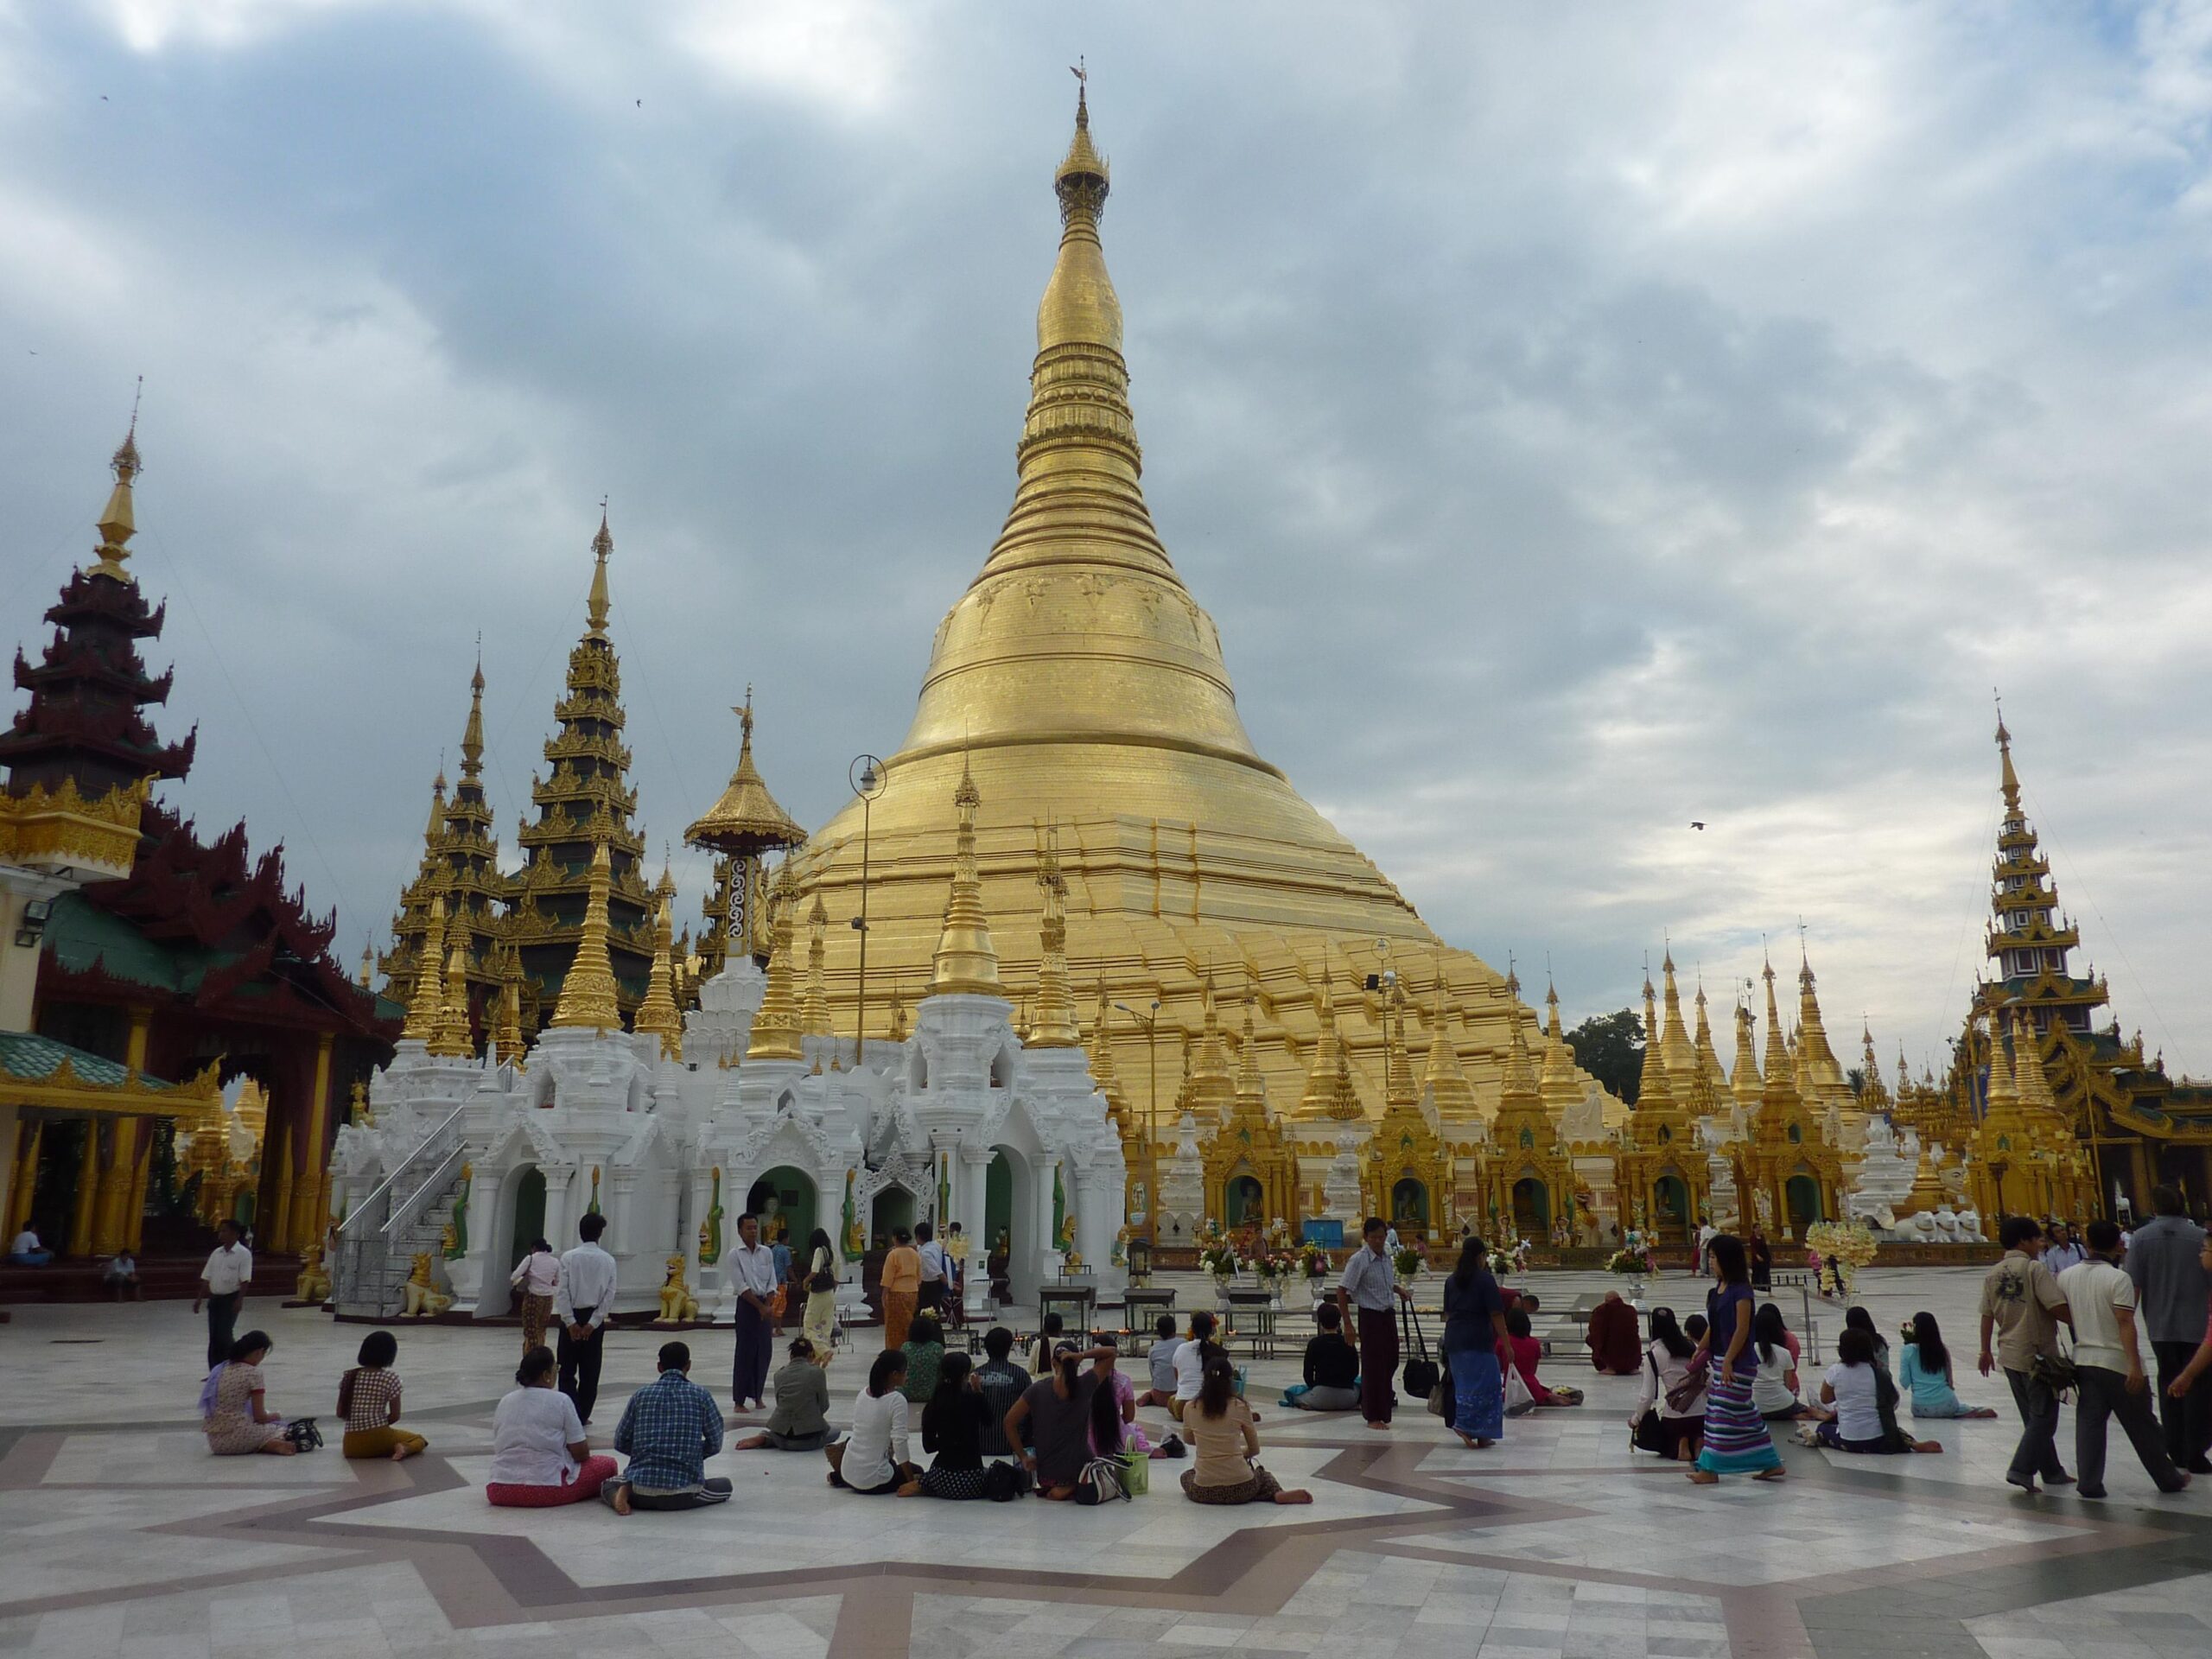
[1688,1234,1785,1485]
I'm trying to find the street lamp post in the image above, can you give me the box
[1116,999,1162,1244]
[849,754,887,1068]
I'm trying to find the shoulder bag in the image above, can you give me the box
[1632,1352,1667,1453]
[1400,1304,1440,1401]
[808,1248,836,1295]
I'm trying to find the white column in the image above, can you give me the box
[960,1149,992,1318]
[1036,1154,1062,1285]
[464,1164,506,1319]
[543,1166,575,1254]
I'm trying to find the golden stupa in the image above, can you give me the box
[791,86,1599,1133]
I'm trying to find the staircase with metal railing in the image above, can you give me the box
[331,1103,470,1319]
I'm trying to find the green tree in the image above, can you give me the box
[1565,1007,1644,1104]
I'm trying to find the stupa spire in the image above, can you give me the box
[1501,988,1540,1103]
[747,867,804,1059]
[1659,947,1696,1087]
[1760,955,1802,1110]
[633,868,684,1059]
[1539,976,1582,1113]
[1029,827,1081,1046]
[428,934,476,1058]
[586,510,613,642]
[402,895,448,1043]
[90,410,141,583]
[1235,991,1268,1105]
[549,838,622,1032]
[1300,958,1359,1119]
[1383,979,1417,1109]
[928,759,1002,996]
[800,887,833,1037]
[1635,971,1674,1111]
[1421,982,1476,1116]
[1732,997,1764,1109]
[493,944,526,1067]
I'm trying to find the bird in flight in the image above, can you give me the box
[1689,821,1706,830]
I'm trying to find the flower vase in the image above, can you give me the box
[1212,1274,1235,1312]
[1627,1274,1645,1304]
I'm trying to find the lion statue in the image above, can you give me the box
[293,1243,331,1306]
[655,1255,697,1325]
[400,1252,452,1318]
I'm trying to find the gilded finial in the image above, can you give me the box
[493,943,526,1066]
[927,756,1002,997]
[747,863,804,1060]
[90,390,143,583]
[634,879,685,1060]
[550,837,623,1033]
[800,887,833,1038]
[428,932,476,1058]
[1029,825,1080,1046]
[402,896,448,1043]
[585,506,613,643]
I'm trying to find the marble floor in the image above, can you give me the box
[2,1266,2207,1659]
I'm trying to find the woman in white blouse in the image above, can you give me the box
[1630,1308,1708,1463]
[826,1350,921,1496]
[486,1344,620,1506]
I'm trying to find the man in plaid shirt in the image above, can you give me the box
[602,1342,731,1514]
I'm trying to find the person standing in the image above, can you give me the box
[880,1227,921,1351]
[1440,1235,1508,1449]
[509,1236,561,1356]
[1688,1234,1784,1484]
[2044,1223,2086,1274]
[1977,1214,2075,1493]
[193,1219,253,1370]
[2125,1185,2212,1475]
[1338,1216,1413,1431]
[555,1212,618,1427]
[915,1221,947,1316]
[2059,1219,2190,1498]
[725,1211,779,1413]
[800,1227,840,1352]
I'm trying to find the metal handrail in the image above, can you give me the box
[335,1102,468,1237]
[380,1141,466,1241]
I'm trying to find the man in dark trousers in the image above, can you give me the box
[1338,1215,1413,1429]
[192,1219,252,1369]
[2126,1185,2212,1474]
[725,1211,779,1413]
[556,1212,619,1426]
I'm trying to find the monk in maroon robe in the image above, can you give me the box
[1586,1291,1642,1375]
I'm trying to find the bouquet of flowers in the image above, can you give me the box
[1605,1239,1656,1276]
[1198,1241,1243,1280]
[1298,1242,1331,1280]
[1803,1221,1877,1298]
[1487,1247,1514,1274]
[1251,1250,1297,1282]
[1391,1244,1426,1279]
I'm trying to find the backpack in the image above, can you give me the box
[982,1459,1033,1502]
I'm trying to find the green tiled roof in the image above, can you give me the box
[0,1030,176,1090]
[42,891,233,994]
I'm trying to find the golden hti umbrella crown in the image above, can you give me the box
[786,81,1598,1122]
[550,839,624,1033]
[685,693,806,852]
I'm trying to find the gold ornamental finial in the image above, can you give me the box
[402,896,448,1043]
[460,651,487,779]
[1634,972,1674,1112]
[357,942,373,991]
[927,758,1003,996]
[1234,990,1268,1107]
[747,864,804,1060]
[1085,976,1121,1087]
[1759,952,1800,1110]
[428,933,476,1058]
[1028,826,1080,1046]
[1539,973,1582,1111]
[634,872,684,1059]
[1383,977,1416,1109]
[800,887,833,1038]
[550,837,623,1032]
[1500,994,1540,1105]
[493,944,526,1066]
[89,390,142,582]
[885,979,910,1045]
[1732,995,1763,1109]
[1995,695,2022,813]
[585,507,613,643]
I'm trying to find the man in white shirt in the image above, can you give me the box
[193,1220,252,1368]
[915,1220,947,1315]
[725,1212,779,1412]
[7,1226,51,1266]
[556,1212,620,1426]
[2044,1223,2087,1274]
[2057,1220,2190,1499]
[1338,1216,1413,1430]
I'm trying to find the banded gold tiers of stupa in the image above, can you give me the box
[788,88,1609,1134]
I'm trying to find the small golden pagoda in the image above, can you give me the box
[1205,995,1298,1227]
[1612,972,1708,1243]
[1743,957,1843,1237]
[1361,982,1450,1237]
[1484,982,1573,1239]
[632,869,685,1060]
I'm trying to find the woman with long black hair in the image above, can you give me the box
[1899,1312,1999,1420]
[909,1351,992,1499]
[1688,1235,1785,1484]
[826,1349,918,1494]
[1003,1340,1103,1500]
[801,1227,839,1351]
[1440,1235,1510,1449]
[1180,1352,1313,1506]
[1630,1306,1706,1462]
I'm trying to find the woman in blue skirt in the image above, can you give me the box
[1441,1235,1510,1448]
[1688,1234,1785,1484]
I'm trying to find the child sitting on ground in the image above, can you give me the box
[339,1330,428,1460]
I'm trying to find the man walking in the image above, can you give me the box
[2058,1219,2190,1498]
[192,1219,252,1369]
[1338,1215,1413,1431]
[915,1220,947,1316]
[1977,1214,2074,1493]
[556,1212,619,1426]
[2125,1185,2212,1474]
[726,1211,779,1414]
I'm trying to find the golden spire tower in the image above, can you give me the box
[383,655,507,1008]
[1538,977,1584,1117]
[1796,948,1848,1108]
[790,85,1587,1124]
[1187,969,1236,1122]
[1658,949,1696,1092]
[508,514,652,1027]
[633,868,685,1059]
[747,868,804,1060]
[800,888,833,1037]
[1029,828,1081,1046]
[428,936,476,1058]
[1299,962,1361,1120]
[493,944,527,1066]
[549,838,623,1033]
[1693,982,1730,1098]
[1731,997,1764,1111]
[927,760,1003,997]
[402,895,448,1044]
[1421,984,1476,1118]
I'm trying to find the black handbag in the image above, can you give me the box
[1631,1353,1667,1453]
[1400,1305,1440,1400]
[283,1417,324,1452]
[807,1249,836,1295]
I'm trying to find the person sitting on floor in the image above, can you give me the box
[1180,1352,1313,1506]
[1089,1335,1171,1457]
[1897,1313,1999,1420]
[1004,1339,1123,1501]
[1842,1306,1893,1376]
[899,1314,946,1405]
[338,1329,428,1460]
[1586,1290,1643,1376]
[1170,1312,1217,1422]
[1137,1314,1181,1409]
[907,1351,993,1499]
[734,1336,832,1451]
[1287,1303,1362,1411]
[602,1341,731,1515]
[975,1325,1032,1458]
[104,1250,141,1299]
[1031,1313,1066,1379]
[201,1330,298,1457]
[1630,1306,1707,1463]
[1815,1328,1941,1453]
[1497,1306,1582,1407]
[6,1225,51,1267]
[486,1344,618,1506]
[1750,1303,1815,1421]
[828,1349,921,1495]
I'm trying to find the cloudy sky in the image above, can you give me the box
[3,1,2208,1079]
